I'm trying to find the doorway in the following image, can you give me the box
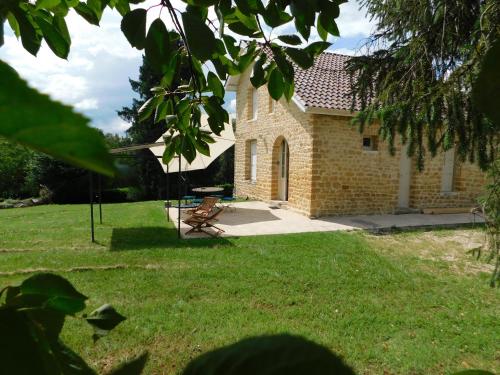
[278,139,289,201]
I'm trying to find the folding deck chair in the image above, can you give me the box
[183,207,225,237]
[185,196,220,217]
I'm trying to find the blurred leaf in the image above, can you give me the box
[54,340,97,374]
[107,352,148,375]
[7,12,20,37]
[11,8,42,56]
[278,34,302,45]
[285,47,313,69]
[145,18,172,73]
[305,41,331,57]
[74,2,100,25]
[473,40,500,126]
[36,0,61,9]
[181,334,356,375]
[35,15,70,59]
[121,8,147,50]
[0,61,116,176]
[207,71,225,98]
[86,304,126,341]
[250,53,267,88]
[19,273,87,314]
[268,68,285,100]
[182,9,217,61]
[262,1,292,28]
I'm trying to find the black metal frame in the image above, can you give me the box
[88,154,182,242]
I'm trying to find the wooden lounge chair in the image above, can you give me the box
[185,196,220,217]
[183,207,225,237]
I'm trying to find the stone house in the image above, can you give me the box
[226,52,486,218]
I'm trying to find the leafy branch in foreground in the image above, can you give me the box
[0,60,117,177]
[347,0,500,170]
[0,273,146,374]
[1,0,344,166]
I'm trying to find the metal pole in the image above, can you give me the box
[177,155,181,239]
[89,172,95,243]
[98,174,102,224]
[166,164,170,222]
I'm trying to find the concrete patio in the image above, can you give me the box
[167,201,484,239]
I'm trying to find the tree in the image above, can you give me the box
[0,137,36,199]
[0,0,343,176]
[118,55,183,199]
[347,0,500,170]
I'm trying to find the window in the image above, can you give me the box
[269,96,276,113]
[250,140,257,182]
[441,148,455,192]
[250,88,258,120]
[362,136,378,151]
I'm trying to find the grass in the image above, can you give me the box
[0,201,498,374]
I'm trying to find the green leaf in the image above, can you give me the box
[268,68,285,100]
[36,0,61,10]
[19,273,88,314]
[0,60,116,176]
[207,71,225,98]
[250,53,267,88]
[262,1,292,28]
[86,304,126,341]
[114,0,130,16]
[473,40,500,126]
[278,34,302,45]
[121,8,146,50]
[7,12,20,38]
[222,34,239,59]
[305,41,331,57]
[283,79,294,101]
[108,352,149,375]
[145,18,172,73]
[36,15,70,59]
[182,10,217,62]
[12,8,42,56]
[319,10,340,37]
[138,95,162,122]
[53,15,71,45]
[227,21,261,37]
[284,47,313,69]
[74,2,100,25]
[154,100,168,123]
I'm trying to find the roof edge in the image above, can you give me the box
[292,95,356,117]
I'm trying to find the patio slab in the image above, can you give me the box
[167,201,484,239]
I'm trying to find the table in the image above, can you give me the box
[192,186,224,197]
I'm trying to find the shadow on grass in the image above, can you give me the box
[110,227,231,251]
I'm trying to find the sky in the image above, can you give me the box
[0,1,375,135]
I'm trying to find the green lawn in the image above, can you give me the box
[0,202,498,374]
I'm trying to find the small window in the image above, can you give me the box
[250,88,258,120]
[362,136,378,151]
[250,140,257,182]
[441,148,455,192]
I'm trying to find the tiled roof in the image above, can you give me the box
[293,52,359,112]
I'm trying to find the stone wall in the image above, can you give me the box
[233,68,314,215]
[233,73,487,217]
[409,153,486,209]
[310,115,401,216]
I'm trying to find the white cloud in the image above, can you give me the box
[75,98,99,110]
[337,1,376,38]
[95,117,130,134]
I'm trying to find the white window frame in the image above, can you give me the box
[251,88,258,120]
[250,140,257,182]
